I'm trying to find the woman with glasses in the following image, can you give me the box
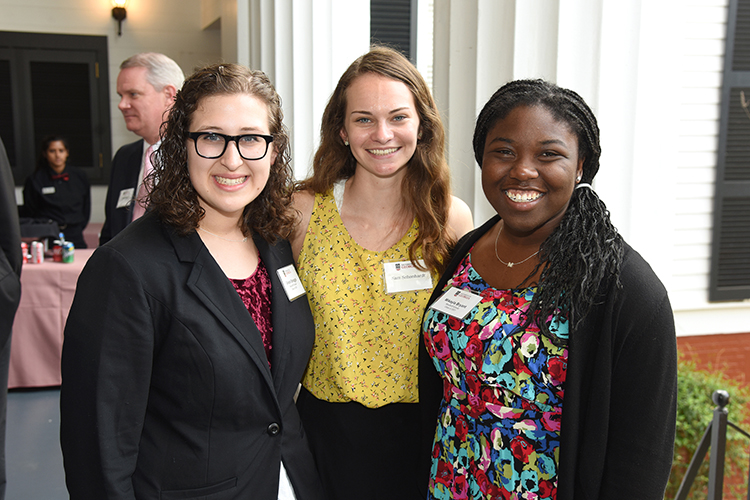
[60,63,325,500]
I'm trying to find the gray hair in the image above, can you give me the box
[120,52,184,92]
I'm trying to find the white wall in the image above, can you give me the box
[2,0,222,222]
[431,0,749,336]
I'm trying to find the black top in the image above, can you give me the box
[23,165,91,248]
[100,140,143,245]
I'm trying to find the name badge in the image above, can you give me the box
[276,264,306,301]
[42,186,56,195]
[430,287,483,319]
[383,260,433,294]
[116,188,135,209]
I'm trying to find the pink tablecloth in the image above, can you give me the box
[9,248,95,388]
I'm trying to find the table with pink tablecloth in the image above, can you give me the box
[9,249,94,388]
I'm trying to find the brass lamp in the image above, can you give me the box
[112,0,128,36]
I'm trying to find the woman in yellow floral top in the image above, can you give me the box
[290,46,473,499]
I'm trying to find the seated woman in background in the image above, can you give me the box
[22,135,90,248]
[420,79,677,500]
[60,63,324,500]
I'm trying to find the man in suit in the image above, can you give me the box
[0,136,22,500]
[99,52,184,245]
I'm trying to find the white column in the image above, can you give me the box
[512,0,559,80]
[625,0,680,286]
[432,0,677,285]
[433,0,479,215]
[473,0,517,224]
[594,2,642,239]
[436,0,563,224]
[244,0,370,180]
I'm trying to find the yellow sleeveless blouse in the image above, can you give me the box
[297,190,436,408]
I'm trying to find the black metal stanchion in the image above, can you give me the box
[708,390,729,500]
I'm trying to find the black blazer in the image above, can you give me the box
[61,212,325,499]
[99,139,143,245]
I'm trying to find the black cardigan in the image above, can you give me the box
[419,215,677,499]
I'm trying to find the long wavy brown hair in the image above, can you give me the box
[297,46,454,273]
[148,63,295,242]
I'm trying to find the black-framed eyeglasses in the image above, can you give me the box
[188,132,274,161]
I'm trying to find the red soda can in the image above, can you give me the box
[53,243,63,262]
[21,242,28,264]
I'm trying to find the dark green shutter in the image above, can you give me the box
[370,0,415,62]
[710,0,750,300]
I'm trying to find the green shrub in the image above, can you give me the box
[665,353,750,499]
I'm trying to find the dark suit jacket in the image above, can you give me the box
[99,140,143,245]
[0,136,21,499]
[61,212,325,500]
[0,136,21,333]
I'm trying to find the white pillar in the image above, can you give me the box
[432,0,677,284]
[244,0,370,180]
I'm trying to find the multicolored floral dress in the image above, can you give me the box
[423,250,569,500]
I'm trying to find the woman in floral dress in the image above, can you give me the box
[420,79,677,500]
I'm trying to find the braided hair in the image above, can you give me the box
[473,79,624,345]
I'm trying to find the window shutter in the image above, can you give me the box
[370,0,415,62]
[710,0,750,301]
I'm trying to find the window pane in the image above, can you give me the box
[30,61,92,169]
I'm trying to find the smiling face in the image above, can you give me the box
[187,93,275,223]
[117,66,175,144]
[481,105,584,241]
[339,73,420,180]
[44,140,69,173]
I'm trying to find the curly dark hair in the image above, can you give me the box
[148,63,295,242]
[473,79,624,345]
[297,45,454,273]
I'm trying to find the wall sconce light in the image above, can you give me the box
[111,0,128,36]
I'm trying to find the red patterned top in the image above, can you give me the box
[230,258,273,368]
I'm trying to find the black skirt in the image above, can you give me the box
[296,387,424,500]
